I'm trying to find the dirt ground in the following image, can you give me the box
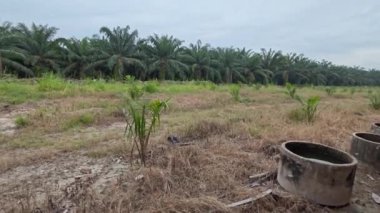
[0,85,379,212]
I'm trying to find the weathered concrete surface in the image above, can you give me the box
[370,123,380,135]
[351,132,380,170]
[277,141,357,206]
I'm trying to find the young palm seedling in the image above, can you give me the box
[295,95,321,123]
[128,84,144,100]
[289,96,320,123]
[229,84,241,102]
[124,99,169,166]
[285,83,298,99]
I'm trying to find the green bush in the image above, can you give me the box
[15,116,29,128]
[229,85,241,102]
[143,82,159,93]
[38,73,67,92]
[369,93,380,110]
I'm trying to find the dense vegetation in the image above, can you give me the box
[1,22,380,85]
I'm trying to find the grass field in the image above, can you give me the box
[0,76,379,212]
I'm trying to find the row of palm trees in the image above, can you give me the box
[1,22,380,85]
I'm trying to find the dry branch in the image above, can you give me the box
[249,170,277,183]
[227,189,272,208]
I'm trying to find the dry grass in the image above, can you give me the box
[0,83,379,212]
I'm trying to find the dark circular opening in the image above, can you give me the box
[355,133,380,143]
[374,123,380,127]
[284,142,353,164]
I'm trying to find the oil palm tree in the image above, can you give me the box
[0,22,33,76]
[213,47,244,83]
[144,34,188,80]
[182,40,220,81]
[59,38,97,79]
[280,53,310,84]
[240,52,272,84]
[13,23,61,76]
[259,48,285,83]
[87,26,145,80]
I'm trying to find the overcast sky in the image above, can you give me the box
[1,0,379,69]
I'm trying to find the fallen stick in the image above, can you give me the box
[249,170,277,183]
[177,142,195,146]
[227,189,272,208]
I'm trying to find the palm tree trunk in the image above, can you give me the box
[159,61,165,80]
[0,55,3,76]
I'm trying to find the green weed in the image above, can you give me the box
[64,113,95,130]
[38,73,67,92]
[15,116,29,128]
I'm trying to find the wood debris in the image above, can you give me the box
[372,193,380,204]
[227,189,272,208]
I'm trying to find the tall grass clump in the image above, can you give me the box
[369,93,380,110]
[229,84,241,102]
[64,113,95,130]
[367,89,373,95]
[350,87,356,96]
[325,87,336,96]
[124,99,169,165]
[208,82,217,91]
[254,84,262,90]
[84,79,106,91]
[38,73,67,92]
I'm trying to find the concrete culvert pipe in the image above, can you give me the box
[370,123,380,135]
[277,141,357,206]
[351,132,380,170]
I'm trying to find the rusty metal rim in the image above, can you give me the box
[353,132,380,145]
[281,140,357,167]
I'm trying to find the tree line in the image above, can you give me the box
[1,22,380,85]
